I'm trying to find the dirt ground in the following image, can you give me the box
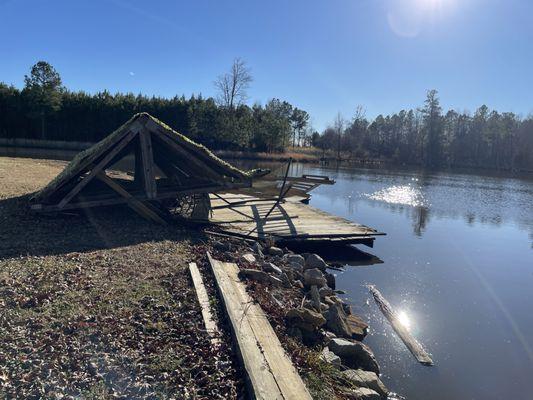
[0,157,243,399]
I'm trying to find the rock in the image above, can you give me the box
[285,254,305,266]
[321,347,341,367]
[303,268,327,287]
[342,369,389,398]
[329,338,380,374]
[324,271,336,289]
[342,302,352,315]
[310,285,321,310]
[239,269,283,287]
[279,272,293,288]
[241,253,257,264]
[325,302,352,338]
[349,387,381,400]
[252,242,264,258]
[326,302,368,340]
[346,314,368,340]
[213,240,230,251]
[293,280,304,289]
[305,253,328,271]
[268,246,284,256]
[319,286,335,298]
[261,262,282,275]
[288,262,304,273]
[286,307,326,331]
[323,296,336,306]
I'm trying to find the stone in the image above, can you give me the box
[288,262,304,273]
[342,369,389,398]
[303,268,327,287]
[319,286,335,298]
[323,296,336,306]
[268,246,284,256]
[328,338,380,374]
[324,271,336,289]
[321,347,341,367]
[241,253,257,264]
[293,280,304,289]
[310,285,321,310]
[213,240,230,251]
[349,387,381,400]
[325,302,352,338]
[239,269,283,287]
[305,253,328,271]
[345,314,368,340]
[252,241,264,258]
[286,307,326,330]
[285,254,305,266]
[261,262,282,275]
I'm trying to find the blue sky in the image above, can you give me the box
[1,0,532,130]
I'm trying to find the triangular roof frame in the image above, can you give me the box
[31,113,254,223]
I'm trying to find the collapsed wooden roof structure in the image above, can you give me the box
[31,112,258,223]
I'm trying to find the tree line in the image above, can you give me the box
[315,90,533,171]
[0,61,310,152]
[1,62,532,171]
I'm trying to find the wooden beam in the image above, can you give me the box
[152,132,226,183]
[95,172,167,225]
[207,253,312,400]
[57,130,137,209]
[188,262,220,344]
[368,285,433,365]
[139,130,157,199]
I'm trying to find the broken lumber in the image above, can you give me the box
[207,252,312,400]
[188,262,220,344]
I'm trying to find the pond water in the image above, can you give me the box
[276,163,533,400]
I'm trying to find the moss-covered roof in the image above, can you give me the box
[33,112,265,203]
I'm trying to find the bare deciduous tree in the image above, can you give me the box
[214,58,253,109]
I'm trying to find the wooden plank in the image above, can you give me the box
[188,262,220,344]
[139,130,157,199]
[57,130,137,208]
[207,253,312,400]
[368,285,433,365]
[95,172,167,225]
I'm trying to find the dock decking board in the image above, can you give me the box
[210,194,384,245]
[207,253,312,400]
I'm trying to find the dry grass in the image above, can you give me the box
[0,157,243,399]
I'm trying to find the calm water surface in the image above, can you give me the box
[288,163,533,400]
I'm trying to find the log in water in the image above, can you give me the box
[368,285,434,366]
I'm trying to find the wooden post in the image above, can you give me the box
[139,131,157,199]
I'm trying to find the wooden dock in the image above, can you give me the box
[207,253,312,400]
[210,193,385,247]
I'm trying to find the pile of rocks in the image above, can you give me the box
[221,240,391,400]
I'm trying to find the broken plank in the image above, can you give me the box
[368,285,433,365]
[96,172,167,225]
[207,252,312,400]
[188,262,220,344]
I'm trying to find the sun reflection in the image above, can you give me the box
[366,185,428,207]
[397,310,411,329]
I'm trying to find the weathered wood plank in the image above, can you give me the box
[207,253,312,400]
[368,285,434,365]
[188,262,220,344]
[139,131,157,199]
[96,172,167,225]
[57,130,137,208]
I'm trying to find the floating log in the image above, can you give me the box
[368,285,434,366]
[207,252,312,400]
